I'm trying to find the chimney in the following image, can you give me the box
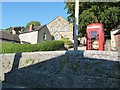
[29,24,34,32]
[11,27,16,34]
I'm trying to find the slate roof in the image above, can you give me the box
[47,16,69,25]
[0,30,20,42]
[21,25,45,34]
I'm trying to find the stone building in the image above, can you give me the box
[110,25,120,51]
[19,25,52,44]
[46,16,73,40]
[114,30,120,51]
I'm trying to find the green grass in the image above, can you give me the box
[0,40,64,54]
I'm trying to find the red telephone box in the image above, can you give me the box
[86,23,104,50]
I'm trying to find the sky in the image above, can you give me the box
[1,2,69,29]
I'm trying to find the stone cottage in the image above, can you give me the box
[19,25,52,44]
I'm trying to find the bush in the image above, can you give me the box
[1,40,64,54]
[61,38,74,48]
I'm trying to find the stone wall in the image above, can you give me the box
[104,39,111,51]
[0,50,120,88]
[37,25,52,42]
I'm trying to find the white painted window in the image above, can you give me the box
[50,26,54,32]
[64,25,68,32]
[58,25,61,32]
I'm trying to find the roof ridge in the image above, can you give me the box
[47,16,68,25]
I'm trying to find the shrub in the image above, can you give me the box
[61,38,73,48]
[1,40,64,54]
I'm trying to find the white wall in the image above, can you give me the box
[19,31,38,44]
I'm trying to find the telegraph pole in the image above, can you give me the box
[74,0,79,50]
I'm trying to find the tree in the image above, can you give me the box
[5,27,12,31]
[64,2,120,37]
[26,21,41,28]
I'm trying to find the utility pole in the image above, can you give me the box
[74,0,79,50]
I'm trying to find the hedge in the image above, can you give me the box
[0,40,64,54]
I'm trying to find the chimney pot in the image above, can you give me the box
[29,24,34,32]
[11,27,16,34]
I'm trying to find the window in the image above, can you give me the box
[90,31,98,40]
[50,26,54,32]
[43,33,46,41]
[58,19,61,21]
[54,34,61,40]
[91,31,97,38]
[58,25,61,32]
[64,25,68,32]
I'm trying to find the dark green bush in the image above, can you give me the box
[1,40,64,54]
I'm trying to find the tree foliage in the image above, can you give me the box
[26,21,41,28]
[5,27,12,31]
[64,2,120,37]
